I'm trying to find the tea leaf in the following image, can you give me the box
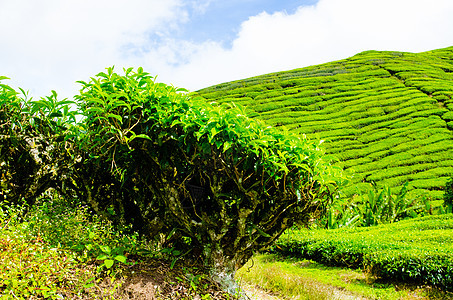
[97,254,108,260]
[99,245,111,254]
[104,259,114,269]
[107,113,122,124]
[114,255,127,264]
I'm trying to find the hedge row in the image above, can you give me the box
[272,214,453,291]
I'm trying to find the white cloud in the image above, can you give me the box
[0,0,183,98]
[148,0,453,91]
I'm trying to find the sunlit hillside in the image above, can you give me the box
[196,46,453,205]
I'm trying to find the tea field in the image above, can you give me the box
[196,46,453,206]
[236,214,453,299]
[273,214,453,291]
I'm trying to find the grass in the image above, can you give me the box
[196,46,453,204]
[237,254,453,300]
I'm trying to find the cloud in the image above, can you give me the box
[189,0,213,15]
[147,0,453,90]
[0,0,184,98]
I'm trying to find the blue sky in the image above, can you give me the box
[0,0,452,99]
[176,0,318,46]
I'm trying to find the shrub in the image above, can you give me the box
[70,67,343,288]
[0,78,77,206]
[317,182,430,229]
[0,67,337,291]
[0,201,98,299]
[444,177,453,213]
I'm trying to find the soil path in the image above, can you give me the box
[241,283,283,300]
[241,282,367,300]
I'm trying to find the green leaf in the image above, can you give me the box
[55,99,75,106]
[114,255,127,264]
[99,245,111,254]
[104,259,114,269]
[31,99,52,111]
[96,254,108,260]
[107,113,123,124]
[215,140,223,149]
[223,141,232,152]
[111,100,131,111]
[96,71,110,79]
[83,277,96,288]
[0,83,15,92]
[86,98,106,106]
[48,111,63,118]
[89,116,108,124]
[210,126,219,139]
[85,107,105,114]
[132,134,152,141]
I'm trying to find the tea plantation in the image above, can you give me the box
[196,46,453,206]
[273,214,453,291]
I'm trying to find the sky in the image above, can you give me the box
[1,0,453,100]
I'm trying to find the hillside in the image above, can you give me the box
[196,46,453,204]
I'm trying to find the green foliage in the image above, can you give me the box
[273,214,453,291]
[26,195,145,273]
[0,67,341,290]
[3,44,453,295]
[444,177,453,213]
[237,254,444,300]
[354,182,430,226]
[1,194,239,299]
[0,201,98,299]
[318,182,430,229]
[0,195,160,299]
[0,78,78,206]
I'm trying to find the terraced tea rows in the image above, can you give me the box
[196,47,453,204]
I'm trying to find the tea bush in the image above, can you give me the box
[444,177,453,213]
[273,214,453,290]
[71,67,342,286]
[0,78,77,207]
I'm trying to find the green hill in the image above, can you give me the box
[196,46,453,205]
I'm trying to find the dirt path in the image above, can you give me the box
[241,282,367,300]
[241,283,283,300]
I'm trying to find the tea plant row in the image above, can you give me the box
[197,46,453,203]
[272,214,453,291]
